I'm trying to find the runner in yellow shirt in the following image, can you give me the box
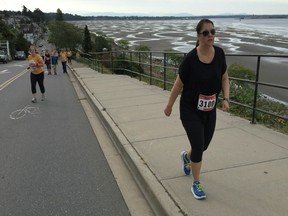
[27,45,45,103]
[60,48,68,73]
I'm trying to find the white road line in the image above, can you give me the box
[0,69,29,91]
[0,69,9,74]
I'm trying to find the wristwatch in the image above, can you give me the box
[223,97,230,103]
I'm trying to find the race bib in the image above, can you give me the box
[197,94,216,111]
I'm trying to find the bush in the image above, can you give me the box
[227,63,288,134]
[113,53,144,77]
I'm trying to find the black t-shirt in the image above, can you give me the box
[178,45,227,121]
[45,53,51,64]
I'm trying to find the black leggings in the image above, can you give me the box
[62,61,67,73]
[30,72,45,94]
[181,113,216,163]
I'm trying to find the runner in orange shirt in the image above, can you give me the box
[27,45,46,103]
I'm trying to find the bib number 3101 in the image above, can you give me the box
[197,94,216,111]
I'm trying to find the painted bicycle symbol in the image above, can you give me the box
[10,105,41,120]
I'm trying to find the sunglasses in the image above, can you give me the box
[200,29,216,36]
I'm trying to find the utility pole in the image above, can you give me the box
[0,40,11,60]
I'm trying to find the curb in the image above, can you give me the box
[69,67,184,216]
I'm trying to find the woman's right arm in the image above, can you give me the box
[164,75,183,116]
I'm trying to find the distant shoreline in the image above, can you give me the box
[2,9,287,21]
[55,12,288,21]
[75,14,288,21]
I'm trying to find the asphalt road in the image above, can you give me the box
[0,61,130,216]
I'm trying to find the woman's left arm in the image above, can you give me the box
[221,71,230,111]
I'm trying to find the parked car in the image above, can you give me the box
[0,50,8,63]
[14,51,26,60]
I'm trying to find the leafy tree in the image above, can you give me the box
[26,10,33,20]
[83,25,92,53]
[228,63,256,80]
[134,44,150,52]
[56,8,63,21]
[0,19,15,40]
[22,5,28,16]
[134,44,150,59]
[94,35,112,52]
[93,32,116,51]
[48,20,82,50]
[32,8,45,23]
[165,48,184,67]
[114,53,144,76]
[117,40,129,50]
[0,19,30,57]
[14,32,30,53]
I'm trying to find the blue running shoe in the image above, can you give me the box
[181,151,190,175]
[191,181,206,200]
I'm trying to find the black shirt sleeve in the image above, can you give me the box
[179,49,196,85]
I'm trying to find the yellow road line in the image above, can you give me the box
[0,69,29,91]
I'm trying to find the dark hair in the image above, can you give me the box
[195,19,214,47]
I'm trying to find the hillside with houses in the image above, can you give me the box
[0,8,47,60]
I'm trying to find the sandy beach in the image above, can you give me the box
[71,19,288,103]
[137,34,288,104]
[120,32,288,103]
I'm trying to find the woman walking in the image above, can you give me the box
[28,45,46,103]
[164,19,230,200]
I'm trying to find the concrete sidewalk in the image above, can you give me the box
[69,62,288,216]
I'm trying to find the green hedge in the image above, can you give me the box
[227,63,288,134]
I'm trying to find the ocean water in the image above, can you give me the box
[71,18,288,55]
[213,18,288,54]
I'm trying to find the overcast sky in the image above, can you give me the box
[2,0,288,16]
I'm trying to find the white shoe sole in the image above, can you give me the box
[191,186,206,200]
[181,151,191,175]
